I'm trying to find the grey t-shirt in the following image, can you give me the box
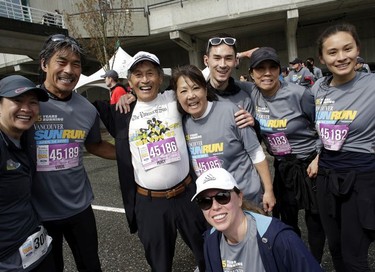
[183,100,262,203]
[216,88,254,114]
[29,92,101,221]
[313,66,323,81]
[251,81,319,159]
[310,72,375,154]
[286,67,313,85]
[220,213,266,272]
[208,77,254,114]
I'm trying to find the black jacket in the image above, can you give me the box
[94,101,138,233]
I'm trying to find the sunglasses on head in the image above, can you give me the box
[208,37,236,47]
[196,190,232,210]
[48,34,79,46]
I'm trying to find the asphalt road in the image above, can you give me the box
[63,155,197,272]
[61,148,374,271]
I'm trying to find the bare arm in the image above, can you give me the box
[237,47,260,59]
[85,140,116,160]
[254,159,276,213]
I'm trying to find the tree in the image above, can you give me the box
[65,0,133,70]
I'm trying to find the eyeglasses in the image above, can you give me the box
[196,191,232,210]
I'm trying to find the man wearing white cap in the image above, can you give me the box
[95,51,206,271]
[193,168,323,272]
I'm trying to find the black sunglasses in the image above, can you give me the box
[196,190,232,210]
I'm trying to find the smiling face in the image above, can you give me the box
[319,31,359,85]
[128,61,163,102]
[204,44,236,90]
[42,49,82,99]
[0,92,39,139]
[201,189,243,234]
[250,60,281,96]
[176,76,208,118]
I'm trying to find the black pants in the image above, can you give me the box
[135,182,207,272]
[273,157,326,263]
[30,250,56,272]
[317,169,375,272]
[43,206,102,272]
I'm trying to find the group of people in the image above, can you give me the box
[279,57,321,86]
[1,22,374,272]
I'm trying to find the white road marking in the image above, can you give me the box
[92,205,125,213]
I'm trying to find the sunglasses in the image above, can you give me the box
[196,190,232,210]
[48,34,80,46]
[208,37,236,46]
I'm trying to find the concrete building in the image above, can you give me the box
[1,0,375,80]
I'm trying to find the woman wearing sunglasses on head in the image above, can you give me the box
[171,64,275,213]
[192,168,322,272]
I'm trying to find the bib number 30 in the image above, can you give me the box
[19,226,52,269]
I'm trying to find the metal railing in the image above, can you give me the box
[0,0,64,28]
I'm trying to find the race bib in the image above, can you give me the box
[319,123,349,151]
[195,156,222,176]
[139,137,181,170]
[19,226,52,269]
[36,143,80,171]
[265,132,292,155]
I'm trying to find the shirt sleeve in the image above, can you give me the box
[85,114,102,144]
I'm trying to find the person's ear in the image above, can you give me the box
[319,56,325,65]
[238,192,243,208]
[249,71,254,81]
[41,59,48,72]
[203,55,209,67]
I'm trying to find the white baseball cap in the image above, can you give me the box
[127,51,160,71]
[191,168,239,201]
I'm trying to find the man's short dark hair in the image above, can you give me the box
[38,34,85,84]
